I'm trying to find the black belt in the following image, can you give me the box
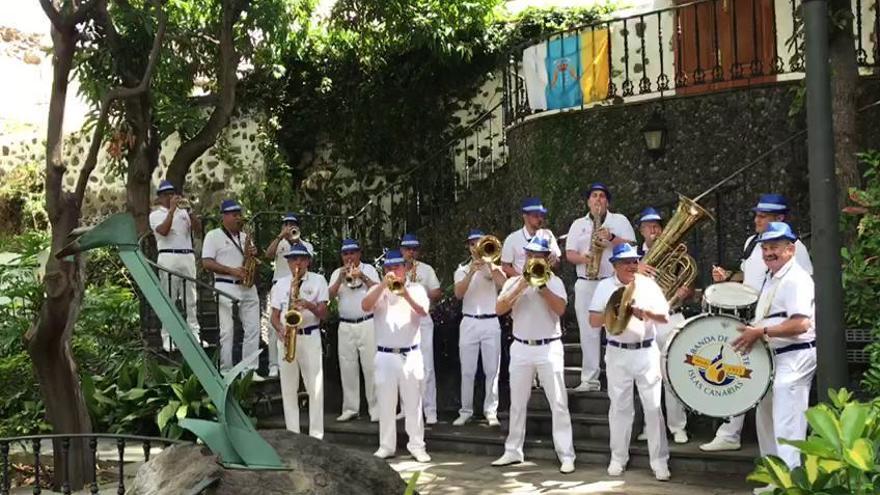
[607,338,654,350]
[513,336,561,346]
[340,315,374,324]
[377,344,419,354]
[297,325,320,335]
[765,312,789,319]
[577,276,601,281]
[158,249,194,254]
[774,340,816,355]
[215,278,242,285]
[463,313,497,320]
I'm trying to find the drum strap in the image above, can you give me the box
[766,311,788,319]
[741,236,759,263]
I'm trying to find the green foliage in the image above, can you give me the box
[748,389,880,494]
[0,162,48,235]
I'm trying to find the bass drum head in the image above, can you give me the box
[703,282,759,309]
[664,314,773,418]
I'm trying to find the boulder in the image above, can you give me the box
[129,429,408,495]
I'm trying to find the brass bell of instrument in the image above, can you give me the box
[523,257,551,287]
[386,274,405,295]
[475,235,502,264]
[289,226,301,243]
[604,282,637,335]
[284,308,303,328]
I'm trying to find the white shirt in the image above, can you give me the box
[202,228,248,282]
[328,262,381,319]
[741,235,812,291]
[589,273,669,343]
[499,274,566,340]
[566,212,635,279]
[752,258,815,349]
[149,206,193,251]
[270,271,329,329]
[408,261,441,304]
[272,238,315,281]
[501,227,562,274]
[454,263,502,315]
[372,282,430,348]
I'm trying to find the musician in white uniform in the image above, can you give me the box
[149,180,201,350]
[701,194,813,452]
[329,238,381,422]
[565,183,635,392]
[500,197,561,277]
[362,249,432,463]
[452,230,506,427]
[491,237,576,474]
[732,222,816,472]
[269,243,329,439]
[634,207,689,444]
[400,234,442,425]
[590,243,671,481]
[202,199,261,373]
[264,213,315,377]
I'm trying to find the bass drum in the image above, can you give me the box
[664,314,773,418]
[702,282,759,322]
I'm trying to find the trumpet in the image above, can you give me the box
[176,197,191,210]
[523,257,552,287]
[385,273,405,295]
[289,225,301,243]
[475,235,502,264]
[344,263,363,289]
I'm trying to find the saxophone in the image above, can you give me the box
[408,260,419,283]
[241,224,260,288]
[585,209,606,280]
[283,267,304,363]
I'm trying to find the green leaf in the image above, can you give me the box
[840,402,870,448]
[157,401,179,430]
[806,405,843,452]
[750,456,795,489]
[781,438,838,458]
[843,438,874,471]
[176,403,189,420]
[171,383,186,401]
[121,388,148,401]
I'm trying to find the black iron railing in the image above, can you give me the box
[503,0,880,124]
[0,433,183,495]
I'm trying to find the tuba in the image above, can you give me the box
[241,223,260,288]
[585,210,606,280]
[523,257,551,287]
[475,235,502,264]
[283,267,304,362]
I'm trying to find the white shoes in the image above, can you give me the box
[396,411,405,420]
[559,460,575,474]
[250,373,266,382]
[607,461,625,476]
[452,415,471,426]
[491,453,523,467]
[267,367,279,378]
[336,411,358,422]
[370,416,379,423]
[425,416,438,425]
[486,415,501,427]
[654,466,671,481]
[753,485,776,494]
[409,450,431,463]
[572,381,601,392]
[373,448,395,459]
[672,430,689,444]
[699,437,741,452]
[636,430,648,441]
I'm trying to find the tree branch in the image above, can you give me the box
[40,0,101,30]
[74,5,167,204]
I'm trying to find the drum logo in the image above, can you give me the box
[684,335,753,396]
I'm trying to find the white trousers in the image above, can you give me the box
[338,319,377,419]
[574,279,602,385]
[655,313,687,434]
[756,348,816,468]
[277,332,324,439]
[264,283,279,371]
[504,340,575,463]
[420,316,437,420]
[714,413,746,443]
[605,344,670,472]
[216,282,260,372]
[156,253,200,341]
[375,349,426,454]
[458,316,501,418]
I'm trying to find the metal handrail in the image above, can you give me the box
[143,258,239,303]
[0,433,184,444]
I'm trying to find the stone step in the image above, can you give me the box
[499,411,611,440]
[259,414,759,476]
[527,389,610,414]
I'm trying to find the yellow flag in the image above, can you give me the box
[580,28,610,103]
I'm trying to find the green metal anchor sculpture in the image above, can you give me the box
[58,213,283,469]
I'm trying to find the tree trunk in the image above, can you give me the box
[126,95,159,235]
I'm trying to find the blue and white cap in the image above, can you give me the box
[383,249,405,267]
[609,243,642,263]
[400,233,421,248]
[466,229,484,242]
[757,222,797,243]
[282,212,299,223]
[521,197,548,215]
[637,207,662,225]
[585,182,612,201]
[340,238,361,252]
[157,180,176,195]
[284,242,312,258]
[524,236,551,253]
[751,194,789,214]
[219,199,242,214]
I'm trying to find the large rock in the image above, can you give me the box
[129,429,408,495]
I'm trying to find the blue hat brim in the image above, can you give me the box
[757,233,797,243]
[221,206,242,213]
[157,186,175,195]
[284,250,312,258]
[521,207,548,215]
[400,242,421,248]
[341,246,361,252]
[637,215,662,225]
[610,253,642,263]
[383,258,405,266]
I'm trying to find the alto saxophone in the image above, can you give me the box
[283,267,304,363]
[241,224,260,288]
[585,210,606,280]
